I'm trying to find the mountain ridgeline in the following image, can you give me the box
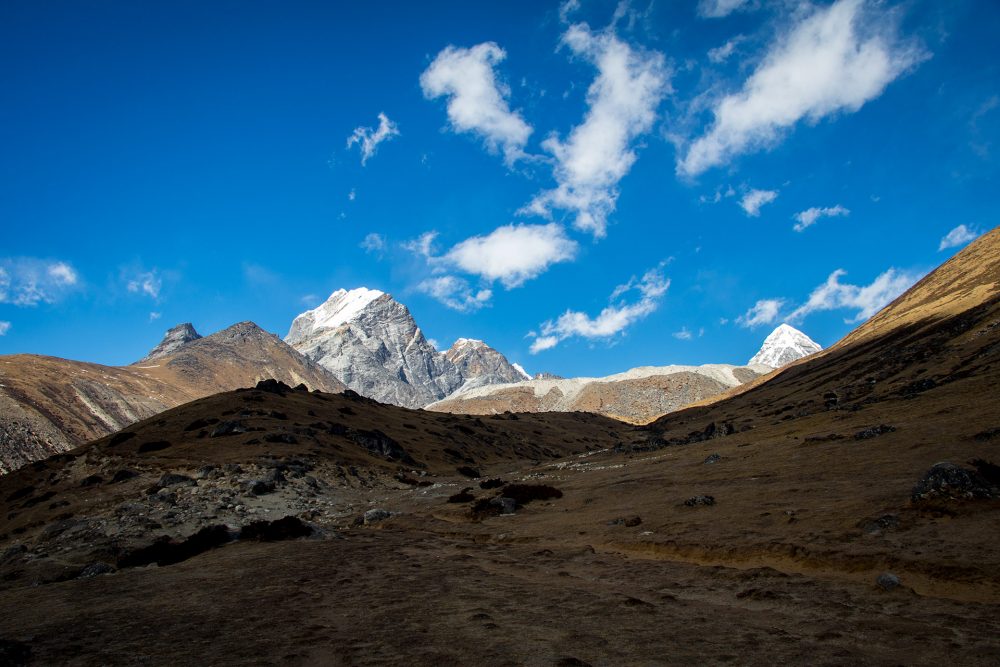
[0,285,820,473]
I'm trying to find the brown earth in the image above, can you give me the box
[0,230,997,665]
[0,322,344,474]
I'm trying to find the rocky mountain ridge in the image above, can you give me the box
[285,288,527,409]
[137,323,202,364]
[0,322,344,473]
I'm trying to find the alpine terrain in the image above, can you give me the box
[0,228,998,665]
[285,288,527,408]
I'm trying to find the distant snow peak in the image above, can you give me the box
[749,323,822,368]
[511,362,531,381]
[294,287,385,337]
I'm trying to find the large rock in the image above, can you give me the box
[911,462,997,502]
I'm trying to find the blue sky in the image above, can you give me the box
[1,0,997,377]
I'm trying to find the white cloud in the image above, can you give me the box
[788,267,921,324]
[673,327,693,340]
[793,204,850,232]
[559,0,581,22]
[737,298,785,328]
[348,189,356,201]
[346,112,400,166]
[0,321,10,336]
[149,312,162,322]
[938,224,979,251]
[679,0,927,176]
[420,42,532,165]
[402,231,439,258]
[697,0,752,19]
[427,338,440,350]
[739,188,778,216]
[126,270,161,299]
[529,264,669,353]
[708,35,745,63]
[439,223,578,289]
[0,258,79,306]
[522,24,670,238]
[360,232,386,255]
[416,276,492,312]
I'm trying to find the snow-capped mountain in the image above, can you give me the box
[137,323,202,363]
[748,323,822,368]
[285,288,526,408]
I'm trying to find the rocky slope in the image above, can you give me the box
[285,288,526,408]
[0,322,344,474]
[748,323,822,368]
[137,323,202,363]
[428,363,769,423]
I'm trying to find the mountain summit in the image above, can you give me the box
[137,323,202,363]
[748,323,822,368]
[285,288,524,408]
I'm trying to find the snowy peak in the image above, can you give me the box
[137,323,202,363]
[285,287,386,344]
[511,363,531,381]
[749,323,822,369]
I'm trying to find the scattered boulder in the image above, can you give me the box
[157,473,196,488]
[854,425,896,440]
[684,495,716,507]
[79,474,104,487]
[703,453,721,465]
[79,562,116,579]
[479,478,505,489]
[876,572,901,591]
[911,462,997,502]
[264,432,298,444]
[859,514,901,535]
[609,516,642,527]
[194,465,220,480]
[363,509,391,525]
[210,421,246,438]
[456,466,481,479]
[490,497,517,515]
[244,480,275,496]
[346,429,412,463]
